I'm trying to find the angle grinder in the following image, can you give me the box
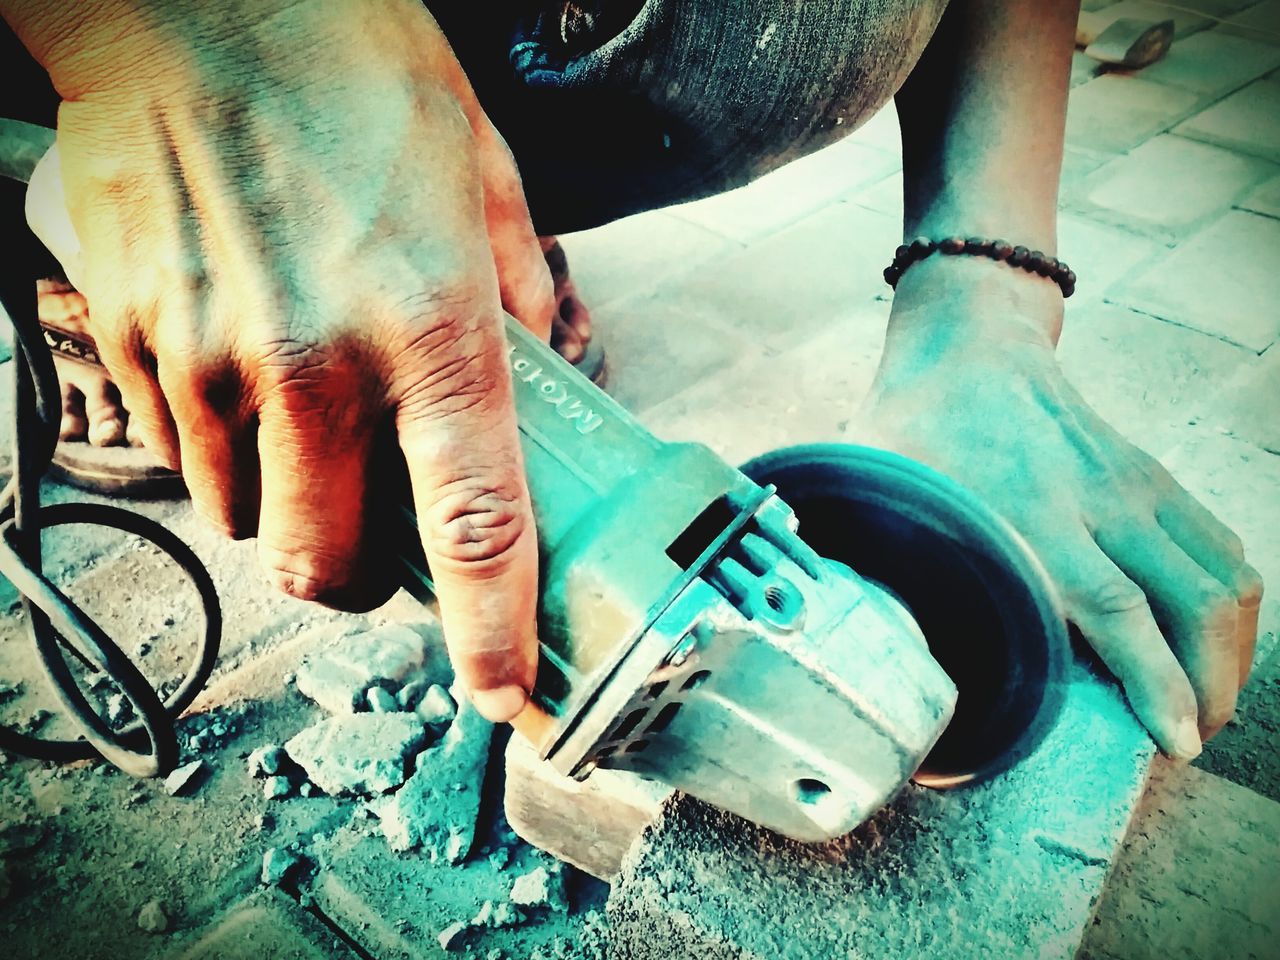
[399,318,1069,842]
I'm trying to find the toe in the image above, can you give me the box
[560,291,593,342]
[551,315,585,364]
[82,377,129,447]
[60,384,88,441]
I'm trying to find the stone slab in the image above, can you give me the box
[607,663,1154,959]
[1127,28,1280,97]
[1174,76,1280,162]
[1057,300,1252,457]
[1111,209,1280,350]
[1066,74,1206,155]
[504,734,671,881]
[1079,760,1280,959]
[1072,134,1278,238]
[166,889,358,960]
[669,137,898,244]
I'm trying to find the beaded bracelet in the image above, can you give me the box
[883,236,1076,298]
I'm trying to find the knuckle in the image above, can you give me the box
[259,544,353,604]
[1079,577,1148,618]
[423,476,529,574]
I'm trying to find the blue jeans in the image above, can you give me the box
[429,0,948,233]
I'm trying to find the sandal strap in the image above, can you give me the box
[40,322,102,367]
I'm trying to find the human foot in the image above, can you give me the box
[38,278,135,448]
[541,236,601,374]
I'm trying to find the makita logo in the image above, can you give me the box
[509,346,604,435]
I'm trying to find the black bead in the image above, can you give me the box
[965,237,991,254]
[895,244,910,262]
[940,236,966,254]
[909,237,936,257]
[991,241,1014,261]
[1008,245,1030,266]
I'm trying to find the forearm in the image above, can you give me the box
[889,0,1079,347]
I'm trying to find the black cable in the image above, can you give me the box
[0,121,221,777]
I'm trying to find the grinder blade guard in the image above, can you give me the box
[397,318,1068,842]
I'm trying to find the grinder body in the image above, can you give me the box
[399,319,1066,842]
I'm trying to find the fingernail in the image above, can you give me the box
[1171,716,1202,760]
[470,684,528,723]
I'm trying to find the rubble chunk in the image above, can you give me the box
[473,899,522,929]
[295,625,429,715]
[163,760,206,797]
[366,686,399,714]
[396,678,431,711]
[137,899,169,933]
[261,847,305,886]
[247,744,287,778]
[415,684,457,726]
[285,714,427,796]
[510,865,568,913]
[372,685,492,859]
[437,919,471,952]
[263,776,292,800]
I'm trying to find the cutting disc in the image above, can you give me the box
[741,443,1069,787]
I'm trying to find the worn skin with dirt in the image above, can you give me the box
[3,0,1264,782]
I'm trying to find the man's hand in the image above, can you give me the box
[15,0,556,721]
[861,261,1263,759]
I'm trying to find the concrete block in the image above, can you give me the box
[1218,0,1280,42]
[1175,76,1280,162]
[641,297,889,466]
[1072,134,1278,239]
[650,201,900,357]
[1057,301,1252,457]
[606,664,1153,960]
[557,210,738,313]
[1080,760,1280,959]
[1204,347,1280,455]
[668,137,898,244]
[308,815,601,960]
[504,734,671,881]
[166,889,358,960]
[1133,29,1280,97]
[1066,74,1205,155]
[294,623,432,715]
[1238,171,1280,216]
[1111,209,1280,351]
[372,687,493,859]
[284,714,428,796]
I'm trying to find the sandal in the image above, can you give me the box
[40,319,186,499]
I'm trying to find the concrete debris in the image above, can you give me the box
[396,678,431,711]
[372,685,492,858]
[163,760,206,797]
[415,684,457,727]
[295,625,429,715]
[261,847,305,887]
[488,846,512,870]
[472,898,523,929]
[437,919,471,952]
[247,744,287,778]
[137,899,169,933]
[105,693,129,725]
[0,679,22,704]
[263,776,292,800]
[510,865,568,913]
[285,714,427,796]
[299,782,317,798]
[366,686,399,714]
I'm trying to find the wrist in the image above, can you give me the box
[877,253,1063,390]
